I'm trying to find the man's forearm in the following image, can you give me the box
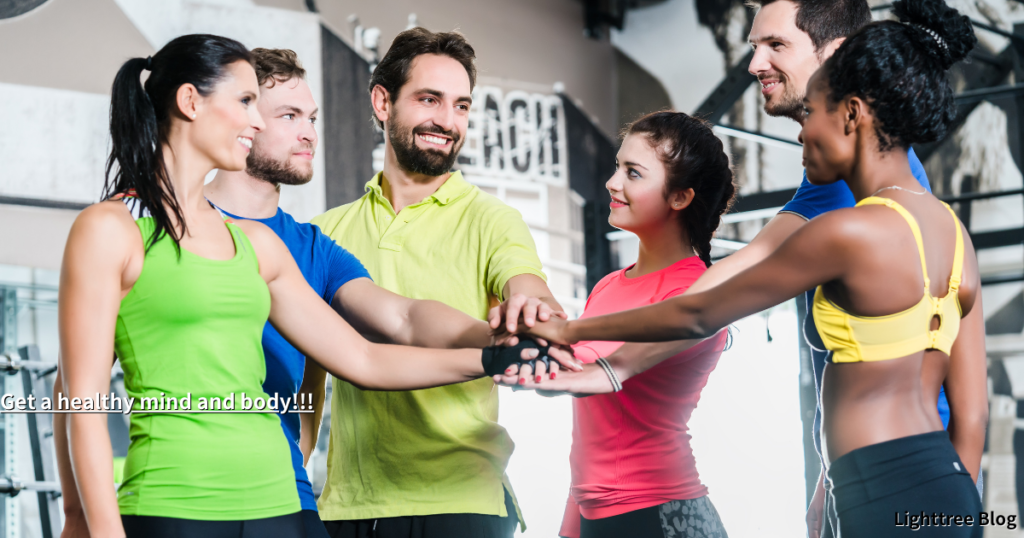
[406,300,492,348]
[298,361,328,466]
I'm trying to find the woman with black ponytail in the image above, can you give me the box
[505,0,988,534]
[58,34,573,538]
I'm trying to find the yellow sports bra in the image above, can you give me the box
[813,196,964,363]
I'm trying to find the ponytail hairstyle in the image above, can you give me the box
[821,0,976,150]
[103,34,252,250]
[624,112,736,267]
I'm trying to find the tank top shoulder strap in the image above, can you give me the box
[856,196,930,290]
[218,213,260,272]
[111,190,151,221]
[940,202,964,292]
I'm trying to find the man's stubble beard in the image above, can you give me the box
[387,115,464,178]
[763,81,806,123]
[246,138,314,187]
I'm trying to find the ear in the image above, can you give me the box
[669,188,696,212]
[371,84,391,126]
[843,94,873,138]
[819,37,845,61]
[175,83,200,120]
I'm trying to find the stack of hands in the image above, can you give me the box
[483,293,619,397]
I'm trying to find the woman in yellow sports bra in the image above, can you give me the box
[501,0,988,535]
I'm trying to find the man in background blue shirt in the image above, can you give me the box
[204,48,496,538]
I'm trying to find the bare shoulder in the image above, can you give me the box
[232,218,277,246]
[69,200,140,249]
[232,219,290,276]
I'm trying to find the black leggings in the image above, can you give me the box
[828,431,982,538]
[122,510,304,538]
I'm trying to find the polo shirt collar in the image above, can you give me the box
[364,170,473,207]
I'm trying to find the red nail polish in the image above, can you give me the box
[550,373,557,379]
[519,378,526,385]
[535,375,541,383]
[506,368,513,373]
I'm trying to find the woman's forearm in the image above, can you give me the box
[603,340,704,381]
[947,412,987,482]
[308,340,484,392]
[567,296,713,344]
[68,414,124,537]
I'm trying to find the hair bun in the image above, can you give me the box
[892,0,976,68]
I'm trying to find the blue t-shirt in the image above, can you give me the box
[780,148,950,462]
[217,205,370,511]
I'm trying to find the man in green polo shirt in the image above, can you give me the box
[310,28,563,538]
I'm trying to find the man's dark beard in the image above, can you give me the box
[761,76,805,122]
[388,117,462,177]
[247,143,313,187]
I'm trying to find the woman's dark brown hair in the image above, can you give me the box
[625,111,736,267]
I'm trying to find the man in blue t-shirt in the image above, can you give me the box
[204,48,495,538]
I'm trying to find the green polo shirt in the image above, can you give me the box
[310,171,545,526]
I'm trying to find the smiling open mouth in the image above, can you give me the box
[417,133,451,147]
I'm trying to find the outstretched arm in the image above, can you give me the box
[332,278,492,349]
[686,212,806,294]
[239,222,577,391]
[526,212,850,346]
[944,232,987,482]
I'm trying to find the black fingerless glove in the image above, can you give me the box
[481,339,553,377]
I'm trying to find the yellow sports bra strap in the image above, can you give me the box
[941,202,964,291]
[857,197,930,289]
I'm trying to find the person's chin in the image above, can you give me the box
[804,170,835,186]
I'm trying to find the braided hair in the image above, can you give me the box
[625,112,736,267]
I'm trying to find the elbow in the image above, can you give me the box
[949,407,989,441]
[677,303,716,340]
[341,342,384,392]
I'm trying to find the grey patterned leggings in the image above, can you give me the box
[578,496,728,538]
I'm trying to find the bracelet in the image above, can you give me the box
[595,357,623,392]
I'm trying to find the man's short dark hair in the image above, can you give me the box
[251,48,306,88]
[369,27,477,129]
[746,0,872,51]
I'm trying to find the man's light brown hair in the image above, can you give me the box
[251,48,306,88]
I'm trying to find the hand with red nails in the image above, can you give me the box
[492,347,620,397]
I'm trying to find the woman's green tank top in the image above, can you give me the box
[114,199,299,520]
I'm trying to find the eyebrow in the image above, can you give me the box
[415,88,473,106]
[749,34,790,45]
[623,161,649,171]
[275,105,319,116]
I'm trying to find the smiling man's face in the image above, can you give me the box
[385,54,472,177]
[747,0,823,123]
